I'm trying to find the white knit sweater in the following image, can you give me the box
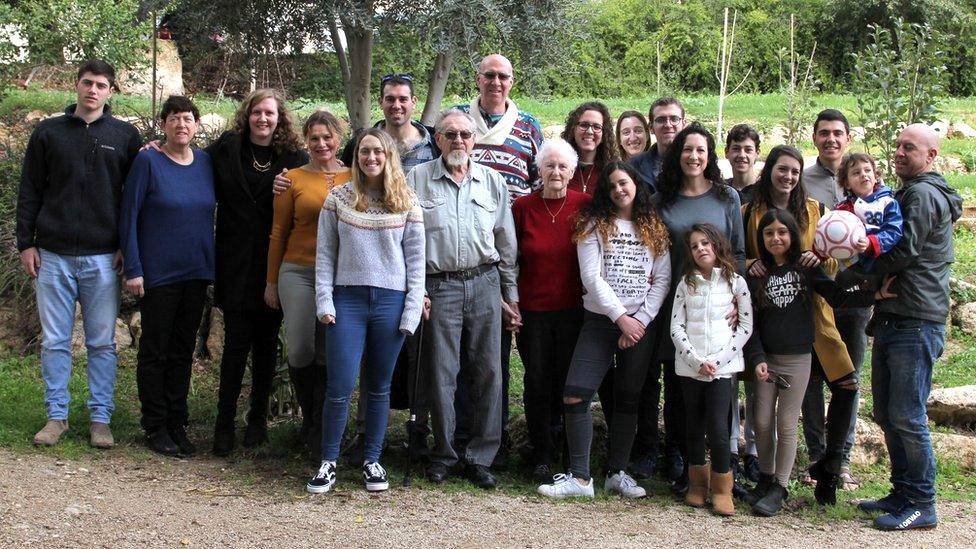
[315,183,426,334]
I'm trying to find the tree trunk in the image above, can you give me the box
[330,11,373,131]
[328,14,355,121]
[421,51,454,126]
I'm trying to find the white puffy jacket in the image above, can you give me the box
[670,268,753,381]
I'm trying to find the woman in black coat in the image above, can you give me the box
[209,89,310,457]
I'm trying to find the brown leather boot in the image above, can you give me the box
[684,464,710,507]
[710,469,735,516]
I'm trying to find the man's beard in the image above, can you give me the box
[445,150,468,168]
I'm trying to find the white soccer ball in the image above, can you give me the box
[814,210,866,261]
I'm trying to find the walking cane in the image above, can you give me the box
[402,316,425,487]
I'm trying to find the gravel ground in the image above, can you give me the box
[1,450,973,548]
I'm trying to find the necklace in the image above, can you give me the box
[249,143,273,172]
[576,164,598,193]
[542,194,568,223]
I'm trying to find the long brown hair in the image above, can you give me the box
[682,223,737,291]
[233,88,303,153]
[573,161,669,256]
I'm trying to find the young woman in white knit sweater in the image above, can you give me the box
[307,128,425,495]
[670,223,753,515]
[537,161,671,499]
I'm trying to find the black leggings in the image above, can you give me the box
[563,312,655,480]
[680,376,733,474]
[215,306,283,427]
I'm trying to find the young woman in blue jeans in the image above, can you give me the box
[307,129,425,494]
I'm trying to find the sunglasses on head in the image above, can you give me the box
[381,73,413,83]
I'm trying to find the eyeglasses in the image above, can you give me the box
[441,130,474,141]
[576,122,604,133]
[381,73,413,83]
[653,115,683,126]
[479,71,512,82]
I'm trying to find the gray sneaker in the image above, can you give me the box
[605,470,647,499]
[33,419,69,446]
[90,422,114,449]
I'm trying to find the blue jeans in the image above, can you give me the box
[36,249,119,423]
[871,316,945,505]
[322,286,406,462]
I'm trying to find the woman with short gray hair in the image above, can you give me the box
[512,138,591,482]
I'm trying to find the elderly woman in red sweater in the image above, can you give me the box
[512,138,591,482]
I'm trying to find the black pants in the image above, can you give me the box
[564,312,656,480]
[215,306,283,427]
[136,280,209,432]
[516,308,583,465]
[803,307,870,466]
[680,376,733,474]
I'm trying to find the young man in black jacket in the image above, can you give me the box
[16,59,141,449]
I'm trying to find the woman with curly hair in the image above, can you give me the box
[209,89,309,457]
[306,129,425,494]
[560,102,618,195]
[650,122,745,494]
[616,110,650,161]
[537,161,670,500]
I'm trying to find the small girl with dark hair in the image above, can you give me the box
[743,209,893,517]
[537,161,670,499]
[670,224,752,516]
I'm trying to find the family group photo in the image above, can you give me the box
[0,0,975,546]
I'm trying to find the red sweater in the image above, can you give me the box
[512,190,591,312]
[567,163,600,196]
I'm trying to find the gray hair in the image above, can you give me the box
[535,138,579,172]
[434,108,477,134]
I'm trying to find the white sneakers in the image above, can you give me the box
[538,471,647,499]
[604,470,647,499]
[537,473,595,498]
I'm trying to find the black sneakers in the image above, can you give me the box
[307,460,337,494]
[363,461,390,492]
[168,425,197,456]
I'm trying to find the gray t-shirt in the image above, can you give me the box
[653,184,746,359]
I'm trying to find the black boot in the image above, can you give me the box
[810,453,842,505]
[752,483,789,517]
[744,473,775,506]
[243,383,270,448]
[212,414,235,457]
[289,364,316,454]
[730,454,749,500]
[308,360,326,464]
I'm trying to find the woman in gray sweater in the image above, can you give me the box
[306,129,425,494]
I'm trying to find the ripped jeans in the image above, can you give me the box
[322,286,406,463]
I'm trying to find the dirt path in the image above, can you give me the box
[1,450,973,548]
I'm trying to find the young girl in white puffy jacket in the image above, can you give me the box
[670,223,753,516]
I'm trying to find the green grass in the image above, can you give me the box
[2,338,974,511]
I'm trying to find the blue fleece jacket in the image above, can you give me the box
[119,148,216,289]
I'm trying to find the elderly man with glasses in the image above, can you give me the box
[407,108,518,490]
[455,53,544,471]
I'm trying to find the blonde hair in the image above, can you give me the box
[350,129,414,213]
[233,88,302,153]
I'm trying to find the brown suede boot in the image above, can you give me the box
[710,470,735,516]
[684,464,710,507]
[33,419,68,446]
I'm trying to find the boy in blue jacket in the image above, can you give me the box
[834,153,903,271]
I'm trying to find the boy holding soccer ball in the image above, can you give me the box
[834,153,903,270]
